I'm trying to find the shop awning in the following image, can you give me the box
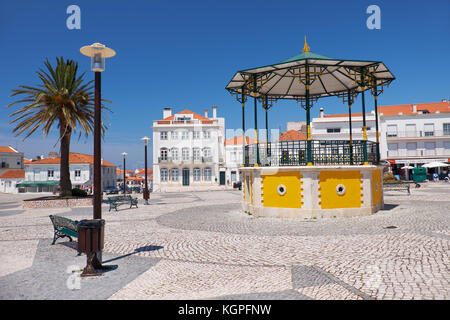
[16,181,59,187]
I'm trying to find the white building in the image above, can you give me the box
[379,101,450,171]
[0,146,24,176]
[22,152,117,193]
[152,107,226,192]
[311,107,377,141]
[224,136,254,185]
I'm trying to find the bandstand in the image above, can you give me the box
[226,39,395,218]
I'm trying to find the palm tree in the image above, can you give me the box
[7,57,110,196]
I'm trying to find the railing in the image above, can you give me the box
[158,156,214,164]
[386,130,450,138]
[244,140,378,166]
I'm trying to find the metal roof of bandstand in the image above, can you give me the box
[225,39,395,100]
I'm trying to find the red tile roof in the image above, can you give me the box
[136,169,153,175]
[0,146,18,153]
[278,130,307,141]
[378,101,450,116]
[26,153,116,167]
[157,109,213,124]
[224,136,255,146]
[320,101,450,118]
[0,169,25,179]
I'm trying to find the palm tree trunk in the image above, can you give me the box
[59,124,72,196]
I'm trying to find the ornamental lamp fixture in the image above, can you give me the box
[80,42,116,72]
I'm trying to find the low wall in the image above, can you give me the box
[23,197,93,209]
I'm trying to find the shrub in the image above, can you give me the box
[71,188,88,197]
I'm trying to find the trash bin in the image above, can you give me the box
[77,219,105,277]
[412,167,427,182]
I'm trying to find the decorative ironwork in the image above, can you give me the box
[243,140,377,167]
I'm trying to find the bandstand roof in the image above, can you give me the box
[225,39,395,99]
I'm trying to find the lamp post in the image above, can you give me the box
[141,136,150,205]
[80,42,115,220]
[122,152,127,194]
[79,42,115,274]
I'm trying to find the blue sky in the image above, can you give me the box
[0,0,449,169]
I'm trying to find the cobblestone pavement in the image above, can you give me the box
[0,183,449,300]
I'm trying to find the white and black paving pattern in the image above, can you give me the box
[0,183,449,300]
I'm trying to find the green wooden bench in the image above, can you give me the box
[106,195,139,211]
[49,215,79,245]
[383,182,411,195]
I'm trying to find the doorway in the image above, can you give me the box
[182,168,190,186]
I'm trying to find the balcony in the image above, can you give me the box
[386,130,450,139]
[154,119,219,126]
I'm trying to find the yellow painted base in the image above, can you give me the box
[240,165,384,218]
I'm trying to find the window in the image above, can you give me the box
[182,148,190,161]
[425,142,436,156]
[204,131,211,139]
[443,123,450,136]
[326,128,341,133]
[193,131,201,139]
[204,168,211,181]
[193,168,201,181]
[48,170,54,178]
[406,142,417,156]
[388,143,398,156]
[171,168,179,182]
[171,148,179,160]
[171,131,178,140]
[424,123,434,137]
[160,131,168,140]
[160,168,168,182]
[444,141,450,150]
[406,124,416,137]
[160,148,168,161]
[75,170,81,177]
[387,125,398,137]
[182,131,189,140]
[203,147,212,158]
[193,148,201,161]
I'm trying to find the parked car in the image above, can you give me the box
[233,181,242,190]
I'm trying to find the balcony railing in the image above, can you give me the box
[158,157,214,164]
[244,140,377,166]
[386,130,450,139]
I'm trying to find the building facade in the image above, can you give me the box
[152,107,226,192]
[379,101,450,174]
[224,136,254,186]
[0,146,24,176]
[22,152,117,193]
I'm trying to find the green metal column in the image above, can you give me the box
[305,63,312,165]
[348,90,354,165]
[241,90,246,166]
[264,96,269,159]
[360,69,368,164]
[374,87,380,164]
[253,75,260,166]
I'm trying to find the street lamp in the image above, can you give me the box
[122,152,127,194]
[79,42,115,276]
[141,136,150,205]
[80,43,116,220]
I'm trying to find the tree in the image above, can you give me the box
[7,57,110,196]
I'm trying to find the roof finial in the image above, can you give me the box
[302,36,310,53]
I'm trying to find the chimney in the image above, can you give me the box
[319,108,324,118]
[204,109,209,118]
[412,104,417,113]
[101,158,104,165]
[212,105,217,118]
[163,107,172,119]
[442,99,447,102]
[48,152,58,158]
